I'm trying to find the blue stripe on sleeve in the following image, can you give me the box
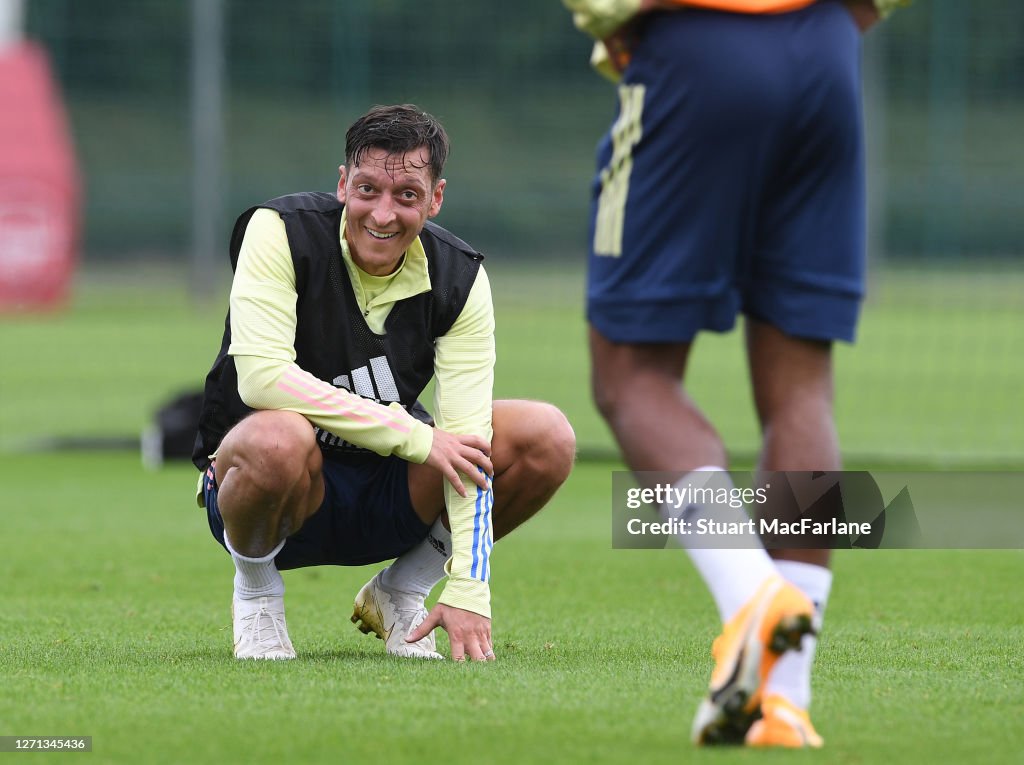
[481,487,494,582]
[470,485,483,579]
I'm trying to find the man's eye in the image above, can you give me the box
[357,185,374,194]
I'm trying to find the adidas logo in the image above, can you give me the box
[315,355,399,450]
[428,534,447,557]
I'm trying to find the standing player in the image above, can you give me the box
[564,0,907,748]
[193,104,575,663]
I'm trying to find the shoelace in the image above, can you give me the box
[240,605,289,650]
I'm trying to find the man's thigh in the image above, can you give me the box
[202,453,430,568]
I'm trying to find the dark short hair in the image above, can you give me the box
[345,104,450,183]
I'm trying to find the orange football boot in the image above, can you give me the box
[746,694,824,748]
[691,575,815,745]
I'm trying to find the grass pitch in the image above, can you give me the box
[1,265,1022,763]
[2,453,1022,764]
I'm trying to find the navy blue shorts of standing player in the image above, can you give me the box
[201,452,430,568]
[587,0,866,344]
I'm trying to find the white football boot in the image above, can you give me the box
[351,571,442,660]
[232,595,296,660]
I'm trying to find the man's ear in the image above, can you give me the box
[336,165,347,202]
[428,178,446,218]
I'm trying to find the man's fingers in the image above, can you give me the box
[466,463,491,492]
[458,433,491,456]
[451,451,491,493]
[406,607,441,643]
[428,605,493,663]
[472,452,494,479]
[455,627,493,663]
[468,635,495,662]
[428,430,495,495]
[457,437,493,481]
[444,466,469,498]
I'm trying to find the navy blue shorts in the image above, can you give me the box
[201,453,430,568]
[587,0,865,343]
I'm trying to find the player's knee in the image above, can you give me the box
[591,384,614,425]
[223,412,317,497]
[526,403,576,486]
[591,368,632,426]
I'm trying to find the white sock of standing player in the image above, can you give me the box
[763,559,832,709]
[380,517,452,596]
[661,467,778,622]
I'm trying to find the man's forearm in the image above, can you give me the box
[430,268,496,618]
[233,355,434,462]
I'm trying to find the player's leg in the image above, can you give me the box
[352,400,575,657]
[583,7,830,745]
[589,332,724,471]
[205,410,326,659]
[215,410,325,557]
[743,319,835,748]
[589,329,814,745]
[738,0,866,744]
[479,399,578,538]
[746,318,840,474]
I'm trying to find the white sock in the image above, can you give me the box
[664,467,778,623]
[224,534,286,600]
[764,560,833,710]
[379,518,451,597]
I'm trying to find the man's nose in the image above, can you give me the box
[371,195,397,227]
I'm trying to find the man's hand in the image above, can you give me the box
[842,0,881,31]
[407,602,494,662]
[425,428,493,498]
[601,0,673,75]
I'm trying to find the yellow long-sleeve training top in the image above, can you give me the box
[226,206,495,618]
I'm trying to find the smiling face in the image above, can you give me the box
[336,146,445,276]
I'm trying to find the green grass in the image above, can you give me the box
[1,265,1022,762]
[2,453,1022,763]
[1,262,1021,464]
[490,263,1024,466]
